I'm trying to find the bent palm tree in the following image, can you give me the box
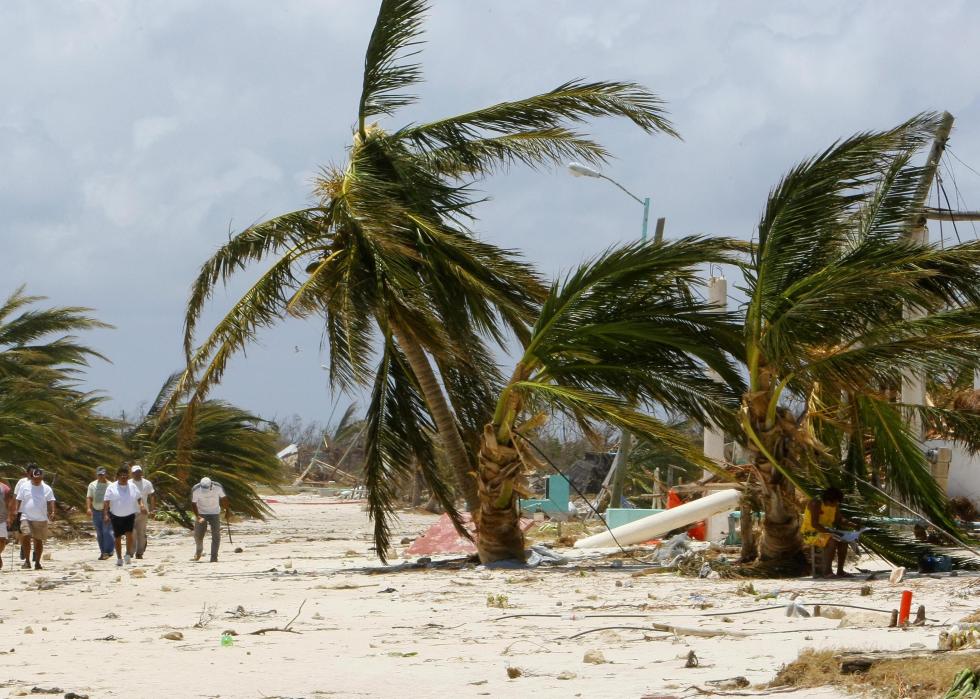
[0,287,121,488]
[738,113,980,563]
[474,237,745,562]
[177,0,678,555]
[128,375,283,524]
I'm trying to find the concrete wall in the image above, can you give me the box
[926,438,980,504]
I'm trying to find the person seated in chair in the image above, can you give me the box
[801,487,851,578]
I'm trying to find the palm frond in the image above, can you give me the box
[362,339,460,562]
[358,0,428,129]
[400,80,678,151]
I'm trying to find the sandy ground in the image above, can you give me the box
[0,495,976,699]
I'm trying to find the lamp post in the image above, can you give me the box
[568,162,654,509]
[568,162,653,242]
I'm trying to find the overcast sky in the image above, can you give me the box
[4,0,980,427]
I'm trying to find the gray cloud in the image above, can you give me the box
[3,0,979,423]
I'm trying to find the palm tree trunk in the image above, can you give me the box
[757,463,803,560]
[475,425,527,563]
[391,323,479,512]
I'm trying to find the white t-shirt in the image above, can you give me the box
[132,478,155,510]
[18,482,55,521]
[191,482,226,515]
[103,481,142,517]
[14,477,31,500]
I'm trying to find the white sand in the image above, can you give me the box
[0,495,972,698]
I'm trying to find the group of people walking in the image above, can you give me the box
[1,462,230,569]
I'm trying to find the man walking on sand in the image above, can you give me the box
[191,477,228,562]
[130,464,155,559]
[86,467,115,560]
[0,479,13,569]
[103,465,146,567]
[16,466,56,570]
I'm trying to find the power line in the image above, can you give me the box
[948,147,980,179]
[943,158,979,241]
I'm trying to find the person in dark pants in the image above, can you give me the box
[86,467,115,560]
[191,477,228,562]
[102,466,146,567]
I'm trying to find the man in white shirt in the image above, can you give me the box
[102,465,146,567]
[16,466,56,570]
[130,464,155,560]
[191,477,228,562]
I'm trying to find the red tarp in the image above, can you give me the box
[405,513,534,556]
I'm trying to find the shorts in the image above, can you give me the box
[0,522,7,539]
[802,531,831,549]
[110,513,136,537]
[20,519,49,540]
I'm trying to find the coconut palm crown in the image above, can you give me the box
[176,0,679,556]
[738,113,980,565]
[476,237,746,562]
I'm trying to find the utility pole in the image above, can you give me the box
[902,111,954,440]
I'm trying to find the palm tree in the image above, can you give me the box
[474,237,745,562]
[176,0,678,544]
[0,287,122,494]
[737,113,980,563]
[127,375,283,525]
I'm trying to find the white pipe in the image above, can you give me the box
[574,489,741,549]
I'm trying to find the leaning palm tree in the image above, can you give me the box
[737,113,980,563]
[0,287,121,485]
[473,237,745,562]
[128,375,284,524]
[176,0,678,539]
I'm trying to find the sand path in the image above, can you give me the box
[0,494,969,698]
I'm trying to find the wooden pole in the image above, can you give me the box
[902,111,954,441]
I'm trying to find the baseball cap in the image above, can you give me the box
[96,467,107,476]
[132,464,143,473]
[30,467,43,477]
[200,477,212,488]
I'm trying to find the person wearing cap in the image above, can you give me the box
[102,465,147,566]
[191,476,228,562]
[130,464,155,559]
[86,467,115,560]
[15,466,56,570]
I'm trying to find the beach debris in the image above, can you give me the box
[234,547,243,553]
[24,626,33,634]
[221,629,238,636]
[557,671,577,680]
[64,693,89,699]
[129,569,145,578]
[684,650,699,668]
[940,625,980,651]
[506,666,523,679]
[400,537,413,545]
[386,651,417,657]
[889,567,906,584]
[247,599,306,635]
[583,649,607,664]
[860,585,873,596]
[194,604,216,629]
[785,599,810,617]
[81,563,95,572]
[27,686,62,694]
[486,594,509,609]
[161,631,183,641]
[160,585,173,592]
[284,559,293,569]
[103,612,118,619]
[707,676,750,690]
[378,587,396,594]
[225,605,276,618]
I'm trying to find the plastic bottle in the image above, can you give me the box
[220,633,234,647]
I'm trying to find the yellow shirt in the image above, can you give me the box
[801,501,837,548]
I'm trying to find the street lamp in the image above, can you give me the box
[568,162,652,241]
[567,162,656,510]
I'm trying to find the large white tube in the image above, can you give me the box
[574,489,741,549]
